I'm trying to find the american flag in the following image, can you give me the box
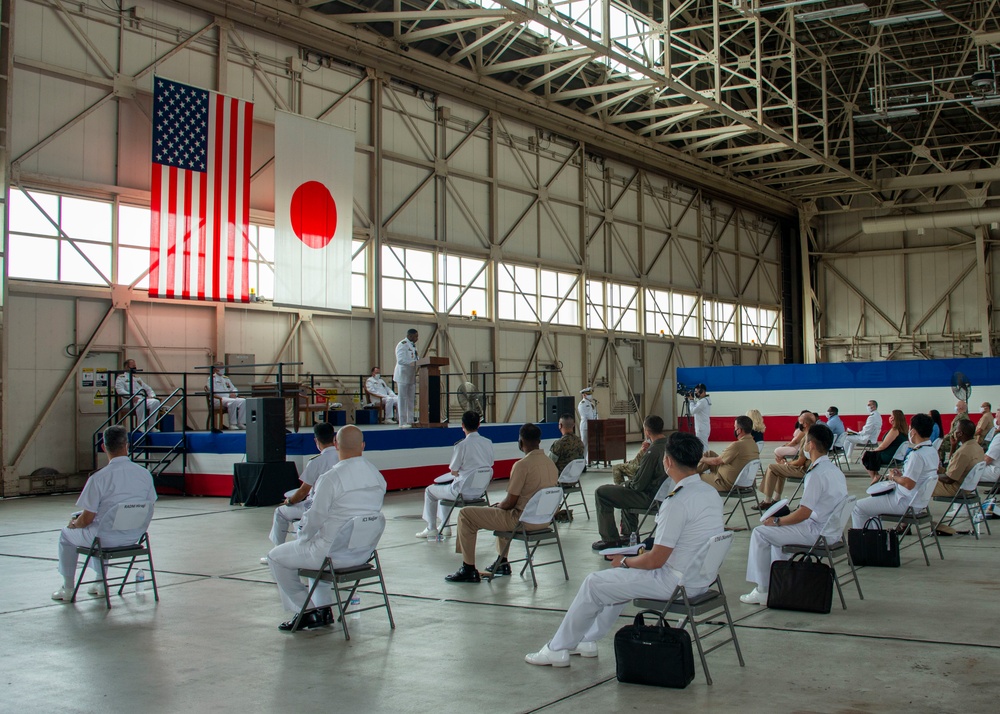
[149,78,254,301]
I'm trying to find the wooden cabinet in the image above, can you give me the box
[587,418,627,466]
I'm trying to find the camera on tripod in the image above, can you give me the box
[676,382,695,399]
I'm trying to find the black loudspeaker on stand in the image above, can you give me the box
[246,397,286,462]
[545,396,576,423]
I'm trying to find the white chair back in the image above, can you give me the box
[910,475,939,511]
[107,501,155,533]
[519,487,563,525]
[558,459,586,485]
[984,426,997,444]
[756,440,765,454]
[889,441,910,462]
[462,467,494,498]
[651,478,674,504]
[328,512,386,567]
[959,461,987,492]
[678,531,733,586]
[735,460,759,488]
[824,495,856,540]
[932,438,943,452]
[832,432,847,450]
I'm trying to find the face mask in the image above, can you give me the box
[867,406,874,413]
[827,413,834,418]
[373,372,380,378]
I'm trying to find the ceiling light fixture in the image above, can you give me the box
[855,108,919,122]
[973,31,1000,46]
[795,3,869,22]
[870,9,946,26]
[971,97,1000,108]
[759,0,831,10]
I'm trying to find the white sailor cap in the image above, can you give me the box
[580,387,594,395]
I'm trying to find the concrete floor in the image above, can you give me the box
[2,442,999,714]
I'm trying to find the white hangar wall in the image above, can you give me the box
[0,0,784,495]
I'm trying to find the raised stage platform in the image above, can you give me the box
[143,422,561,497]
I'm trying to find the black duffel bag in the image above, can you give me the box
[847,516,900,567]
[614,610,695,688]
[766,552,833,614]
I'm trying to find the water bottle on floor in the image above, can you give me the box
[349,595,361,620]
[135,569,146,594]
[628,531,638,548]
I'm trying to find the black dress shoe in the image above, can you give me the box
[318,606,334,626]
[445,566,481,583]
[486,560,512,576]
[752,501,774,511]
[591,538,625,551]
[278,610,326,632]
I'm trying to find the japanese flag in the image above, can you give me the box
[274,111,354,312]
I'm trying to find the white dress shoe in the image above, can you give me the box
[87,583,106,596]
[739,587,768,605]
[51,586,73,602]
[415,528,439,539]
[400,424,412,429]
[525,644,570,667]
[260,556,270,565]
[440,527,453,538]
[570,641,598,658]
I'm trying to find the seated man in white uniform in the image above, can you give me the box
[51,425,158,601]
[524,431,723,667]
[365,366,398,424]
[843,399,882,461]
[980,407,1000,484]
[259,422,339,564]
[266,425,387,631]
[851,412,938,529]
[207,362,246,429]
[416,410,495,539]
[739,423,848,606]
[115,359,161,428]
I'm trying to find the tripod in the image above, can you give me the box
[679,396,694,434]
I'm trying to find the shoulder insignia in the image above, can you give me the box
[665,485,683,498]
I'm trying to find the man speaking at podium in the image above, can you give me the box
[394,328,419,429]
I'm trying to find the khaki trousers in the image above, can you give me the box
[761,463,805,499]
[455,506,547,564]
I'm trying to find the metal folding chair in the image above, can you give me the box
[557,459,589,519]
[829,432,848,470]
[623,479,674,541]
[487,487,568,587]
[438,467,494,532]
[880,441,911,477]
[781,495,863,610]
[296,513,395,639]
[933,461,992,539]
[880,476,944,566]
[722,459,760,531]
[633,532,745,686]
[71,500,159,610]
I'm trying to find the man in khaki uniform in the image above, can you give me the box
[757,412,815,510]
[698,415,759,492]
[445,423,558,583]
[974,402,994,447]
[934,420,984,498]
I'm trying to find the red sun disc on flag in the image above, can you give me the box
[289,180,337,249]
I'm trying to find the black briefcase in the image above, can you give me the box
[614,611,695,688]
[847,517,900,567]
[766,553,833,614]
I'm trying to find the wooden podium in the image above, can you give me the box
[417,356,449,428]
[586,418,627,466]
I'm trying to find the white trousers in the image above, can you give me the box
[220,397,247,426]
[581,421,589,463]
[269,502,308,546]
[549,568,685,651]
[267,540,334,613]
[695,428,710,455]
[423,482,459,530]
[376,395,398,421]
[745,522,820,591]
[398,382,416,425]
[58,527,135,581]
[135,397,161,427]
[843,434,871,461]
[852,494,907,528]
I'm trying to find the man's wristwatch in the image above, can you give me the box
[621,557,630,569]
[773,517,781,526]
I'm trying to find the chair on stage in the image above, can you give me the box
[487,487,567,587]
[294,385,329,431]
[438,467,494,533]
[933,462,992,539]
[780,495,862,610]
[71,500,159,610]
[632,531,744,686]
[881,477,943,566]
[206,393,228,430]
[296,513,395,640]
[623,479,674,542]
[722,459,761,531]
[557,459,589,520]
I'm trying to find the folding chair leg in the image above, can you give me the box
[826,547,847,610]
[373,552,395,630]
[553,525,569,581]
[294,560,329,634]
[71,547,97,604]
[439,504,457,532]
[523,537,537,588]
[929,521,944,560]
[716,579,745,667]
[578,489,590,519]
[144,536,160,602]
[486,539,515,583]
[912,520,931,566]
[680,590,712,686]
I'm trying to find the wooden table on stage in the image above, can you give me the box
[416,357,449,428]
[586,418,627,467]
